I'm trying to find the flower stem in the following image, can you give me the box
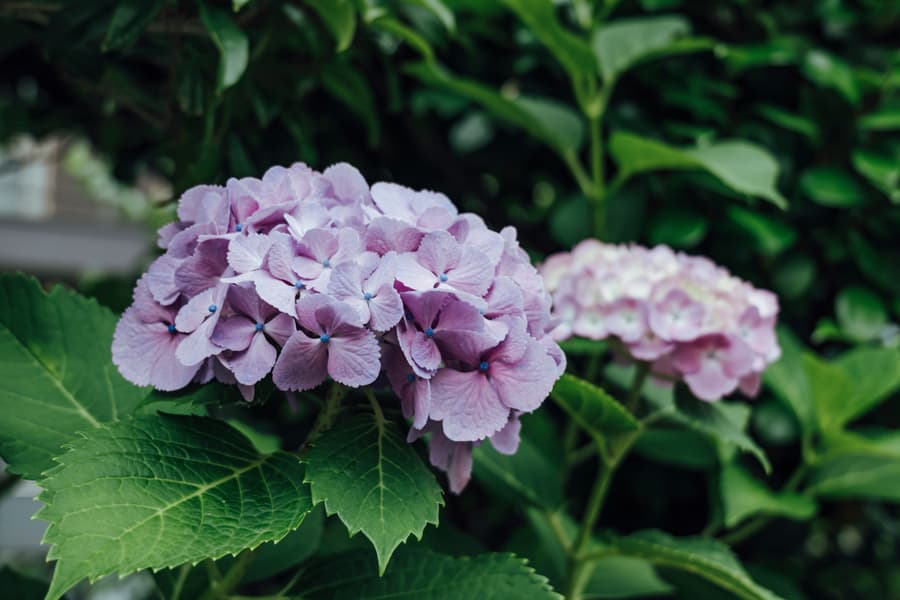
[564,365,646,599]
[625,362,651,414]
[296,382,346,455]
[198,550,256,600]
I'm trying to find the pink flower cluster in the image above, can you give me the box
[112,162,564,492]
[541,240,780,401]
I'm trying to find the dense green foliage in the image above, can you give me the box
[1,1,899,599]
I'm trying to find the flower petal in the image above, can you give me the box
[430,368,509,442]
[327,330,381,387]
[272,332,328,391]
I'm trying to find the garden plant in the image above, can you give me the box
[1,1,899,599]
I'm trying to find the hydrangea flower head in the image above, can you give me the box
[112,162,564,492]
[541,240,780,401]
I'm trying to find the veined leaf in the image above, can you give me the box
[719,463,817,527]
[297,548,562,599]
[612,530,783,600]
[198,1,249,92]
[0,274,148,479]
[852,149,900,204]
[306,0,356,52]
[551,374,639,445]
[302,412,443,574]
[406,0,456,32]
[763,327,815,432]
[609,131,787,209]
[37,414,312,600]
[835,286,888,342]
[592,15,692,82]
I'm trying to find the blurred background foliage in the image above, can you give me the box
[1,0,899,599]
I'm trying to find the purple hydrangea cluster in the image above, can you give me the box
[112,162,564,492]
[541,240,780,402]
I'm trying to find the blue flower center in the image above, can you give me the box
[167,324,176,334]
[405,311,413,321]
[322,258,331,268]
[235,223,243,232]
[207,304,217,313]
[320,334,331,343]
[424,327,435,338]
[479,361,489,373]
[255,322,264,332]
[439,273,449,283]
[294,280,305,290]
[406,373,416,383]
[363,291,373,301]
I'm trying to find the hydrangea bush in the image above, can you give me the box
[541,240,781,401]
[112,161,565,492]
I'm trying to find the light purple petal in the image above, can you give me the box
[224,332,277,385]
[410,332,441,372]
[430,368,510,441]
[367,285,403,332]
[254,275,301,315]
[146,255,181,305]
[324,162,369,204]
[227,232,272,273]
[327,330,381,387]
[264,313,297,347]
[444,247,493,297]
[416,230,460,276]
[488,337,559,412]
[273,332,328,391]
[176,317,224,366]
[490,415,521,455]
[211,315,257,351]
[112,307,198,390]
[174,238,229,297]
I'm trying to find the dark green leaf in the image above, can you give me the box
[473,434,563,510]
[302,412,443,574]
[852,150,900,204]
[320,61,381,146]
[648,208,708,248]
[306,0,356,52]
[807,430,900,502]
[198,1,249,92]
[798,168,864,207]
[801,50,861,105]
[835,286,888,342]
[102,0,165,51]
[719,463,816,528]
[0,566,47,600]
[859,107,900,131]
[726,205,796,256]
[0,274,148,479]
[551,374,639,446]
[762,327,816,432]
[634,428,718,470]
[296,549,563,599]
[611,530,783,600]
[38,414,312,600]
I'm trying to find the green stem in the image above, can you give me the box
[296,382,346,455]
[588,114,606,238]
[199,550,256,600]
[565,366,646,600]
[625,363,651,414]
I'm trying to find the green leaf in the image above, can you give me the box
[634,428,718,470]
[835,286,888,342]
[550,374,639,445]
[473,434,563,510]
[609,131,786,208]
[242,504,325,583]
[726,205,796,256]
[807,430,900,502]
[198,1,249,92]
[37,414,312,600]
[655,394,771,473]
[852,150,900,203]
[762,327,816,432]
[0,274,148,479]
[719,463,817,528]
[306,0,356,52]
[801,50,861,105]
[558,337,607,356]
[406,0,456,32]
[798,167,864,207]
[499,0,596,80]
[859,107,900,131]
[102,0,164,51]
[296,548,562,599]
[611,530,783,600]
[302,412,443,574]
[592,15,692,82]
[405,61,584,158]
[370,16,434,60]
[754,104,820,143]
[233,0,253,10]
[587,556,675,599]
[648,207,709,248]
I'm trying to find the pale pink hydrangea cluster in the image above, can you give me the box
[112,162,564,491]
[541,240,780,401]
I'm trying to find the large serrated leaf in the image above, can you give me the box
[37,414,312,600]
[0,273,148,479]
[612,530,783,600]
[296,548,562,599]
[551,374,639,445]
[302,412,443,574]
[609,131,787,209]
